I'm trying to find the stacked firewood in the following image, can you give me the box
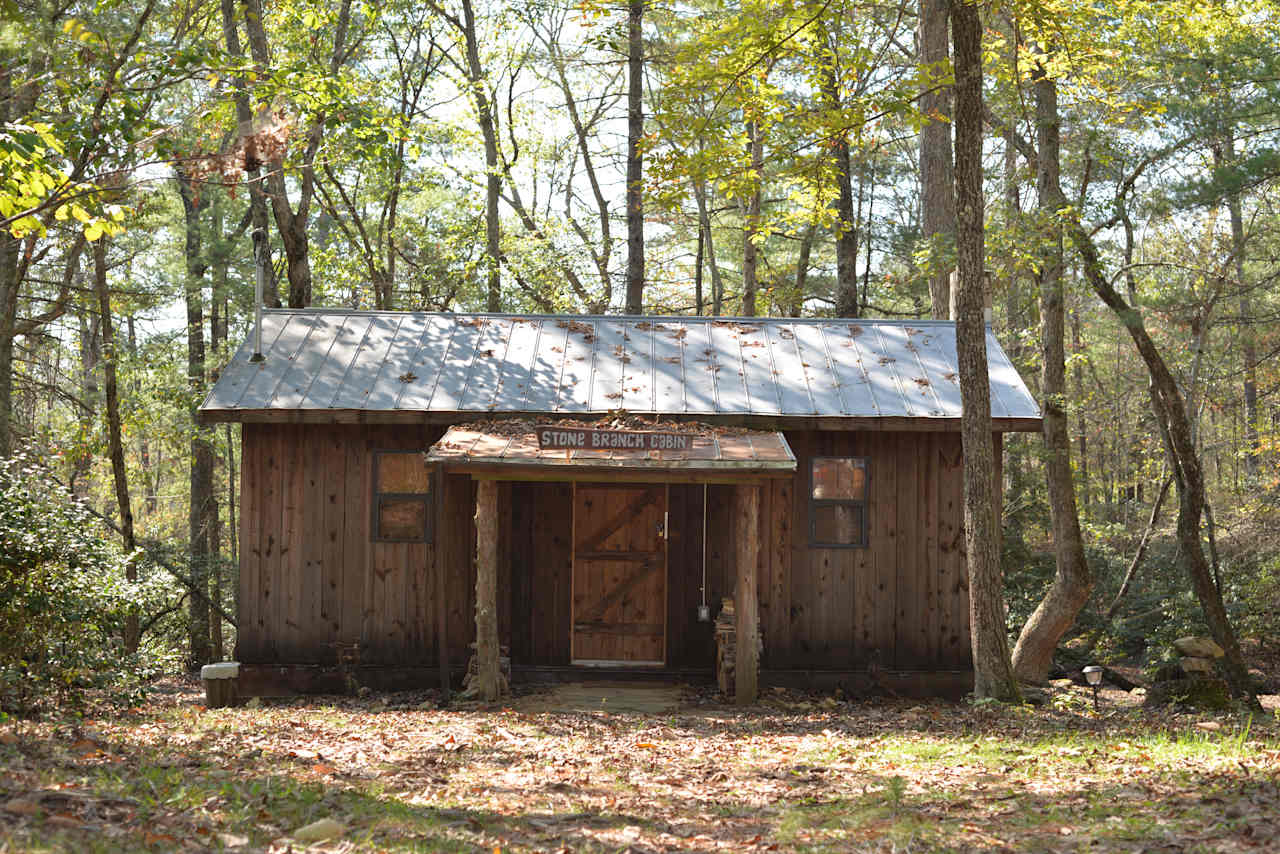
[715,598,736,696]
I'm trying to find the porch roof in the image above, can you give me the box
[426,424,796,479]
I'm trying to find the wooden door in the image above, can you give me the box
[571,484,668,665]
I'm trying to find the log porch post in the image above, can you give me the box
[734,483,761,704]
[436,467,450,701]
[473,478,502,701]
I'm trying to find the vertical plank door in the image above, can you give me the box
[571,484,668,665]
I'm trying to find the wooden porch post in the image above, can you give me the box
[734,483,760,704]
[436,467,450,701]
[472,478,502,701]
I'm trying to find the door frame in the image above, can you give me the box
[569,481,669,667]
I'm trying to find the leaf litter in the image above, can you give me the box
[0,681,1276,852]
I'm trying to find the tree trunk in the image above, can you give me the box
[1084,258,1256,705]
[919,0,956,319]
[741,118,762,317]
[127,316,158,515]
[1071,301,1088,507]
[240,0,353,310]
[1219,132,1258,479]
[0,234,20,458]
[694,217,704,316]
[470,479,503,701]
[1011,67,1092,684]
[794,221,815,318]
[73,299,99,498]
[92,240,140,652]
[209,211,229,662]
[1106,475,1172,620]
[0,48,47,458]
[823,57,858,316]
[951,0,1018,702]
[623,0,645,314]
[1001,128,1022,354]
[221,0,278,307]
[278,217,312,308]
[693,179,723,315]
[459,0,501,312]
[177,170,214,669]
[1044,182,1259,707]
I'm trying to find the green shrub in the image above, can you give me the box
[0,455,161,714]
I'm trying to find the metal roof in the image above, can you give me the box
[427,425,797,474]
[199,309,1042,429]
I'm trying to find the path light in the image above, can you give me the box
[1082,665,1104,712]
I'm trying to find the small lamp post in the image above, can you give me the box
[1082,665,1104,712]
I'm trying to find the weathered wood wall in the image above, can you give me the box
[237,423,475,668]
[241,424,995,678]
[756,430,977,671]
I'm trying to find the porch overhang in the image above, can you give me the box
[426,424,796,482]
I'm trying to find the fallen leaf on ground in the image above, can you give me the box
[294,817,345,842]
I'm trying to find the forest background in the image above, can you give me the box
[1,0,1278,711]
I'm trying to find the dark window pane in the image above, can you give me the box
[378,498,427,540]
[813,503,863,546]
[812,458,866,500]
[378,453,430,494]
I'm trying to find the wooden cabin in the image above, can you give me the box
[199,310,1041,699]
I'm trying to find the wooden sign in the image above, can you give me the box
[536,425,692,451]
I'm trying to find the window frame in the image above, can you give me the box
[808,455,870,549]
[371,450,435,544]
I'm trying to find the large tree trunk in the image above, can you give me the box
[623,0,645,314]
[177,170,214,669]
[951,0,1018,702]
[92,240,140,652]
[919,0,956,319]
[1011,67,1092,684]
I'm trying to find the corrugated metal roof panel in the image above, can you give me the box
[200,309,1042,425]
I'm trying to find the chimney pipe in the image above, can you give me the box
[948,269,994,325]
[250,227,266,363]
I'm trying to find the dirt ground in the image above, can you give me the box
[2,677,1278,853]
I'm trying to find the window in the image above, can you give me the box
[809,456,869,547]
[373,451,433,543]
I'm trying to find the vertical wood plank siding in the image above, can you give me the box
[237,423,468,667]
[238,425,984,676]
